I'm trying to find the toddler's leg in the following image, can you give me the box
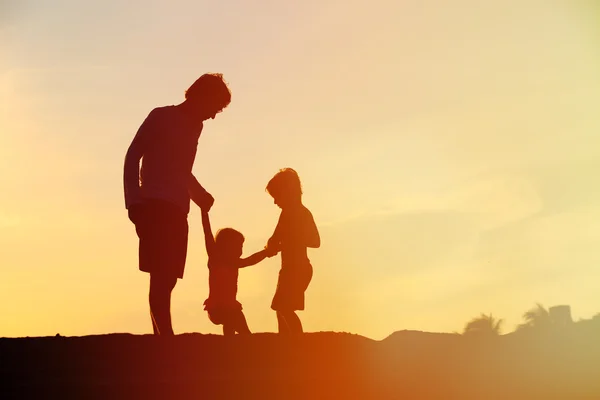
[222,323,235,336]
[232,310,251,335]
[222,310,250,335]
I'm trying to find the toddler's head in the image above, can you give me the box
[214,227,244,260]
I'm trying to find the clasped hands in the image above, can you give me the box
[264,237,280,258]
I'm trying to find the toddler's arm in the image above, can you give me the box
[189,174,214,211]
[237,249,271,268]
[201,210,216,258]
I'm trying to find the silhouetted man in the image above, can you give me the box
[124,73,231,335]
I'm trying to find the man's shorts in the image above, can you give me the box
[134,199,188,279]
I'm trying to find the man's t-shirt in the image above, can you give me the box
[124,106,203,214]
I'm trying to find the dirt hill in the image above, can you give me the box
[1,325,599,399]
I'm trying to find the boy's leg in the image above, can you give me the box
[278,311,303,334]
[149,272,178,335]
[276,311,291,335]
[287,311,303,333]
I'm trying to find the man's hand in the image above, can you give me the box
[200,191,215,213]
[128,203,146,225]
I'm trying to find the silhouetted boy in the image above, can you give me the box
[265,168,320,334]
[124,73,231,335]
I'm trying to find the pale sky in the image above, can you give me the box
[1,0,599,339]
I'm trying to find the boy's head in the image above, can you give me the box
[214,227,244,259]
[185,73,231,122]
[266,168,302,209]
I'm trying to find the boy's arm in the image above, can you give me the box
[304,210,321,248]
[237,249,270,268]
[201,210,216,257]
[189,174,214,211]
[266,213,283,252]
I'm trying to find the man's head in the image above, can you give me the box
[184,73,231,121]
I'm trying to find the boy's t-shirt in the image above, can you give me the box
[275,205,318,268]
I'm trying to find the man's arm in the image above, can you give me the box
[124,110,156,210]
[189,174,214,211]
[201,210,216,257]
[237,249,271,268]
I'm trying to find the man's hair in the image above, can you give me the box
[266,168,303,199]
[185,73,231,110]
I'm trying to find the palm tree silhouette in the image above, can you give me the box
[517,303,551,331]
[463,313,503,337]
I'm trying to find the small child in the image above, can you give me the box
[201,208,272,336]
[264,168,320,334]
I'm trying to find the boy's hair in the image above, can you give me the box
[266,168,303,199]
[185,73,231,111]
[215,227,245,248]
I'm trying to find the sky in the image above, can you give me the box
[1,0,599,340]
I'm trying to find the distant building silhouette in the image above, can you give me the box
[518,303,573,331]
[549,305,573,326]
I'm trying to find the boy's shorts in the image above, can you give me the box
[271,263,313,311]
[134,199,188,279]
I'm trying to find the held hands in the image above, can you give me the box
[264,237,280,257]
[200,191,215,213]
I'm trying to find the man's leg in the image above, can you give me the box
[150,311,159,335]
[149,272,178,336]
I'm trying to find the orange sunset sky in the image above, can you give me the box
[1,1,600,339]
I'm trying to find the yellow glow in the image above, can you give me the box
[1,1,600,339]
